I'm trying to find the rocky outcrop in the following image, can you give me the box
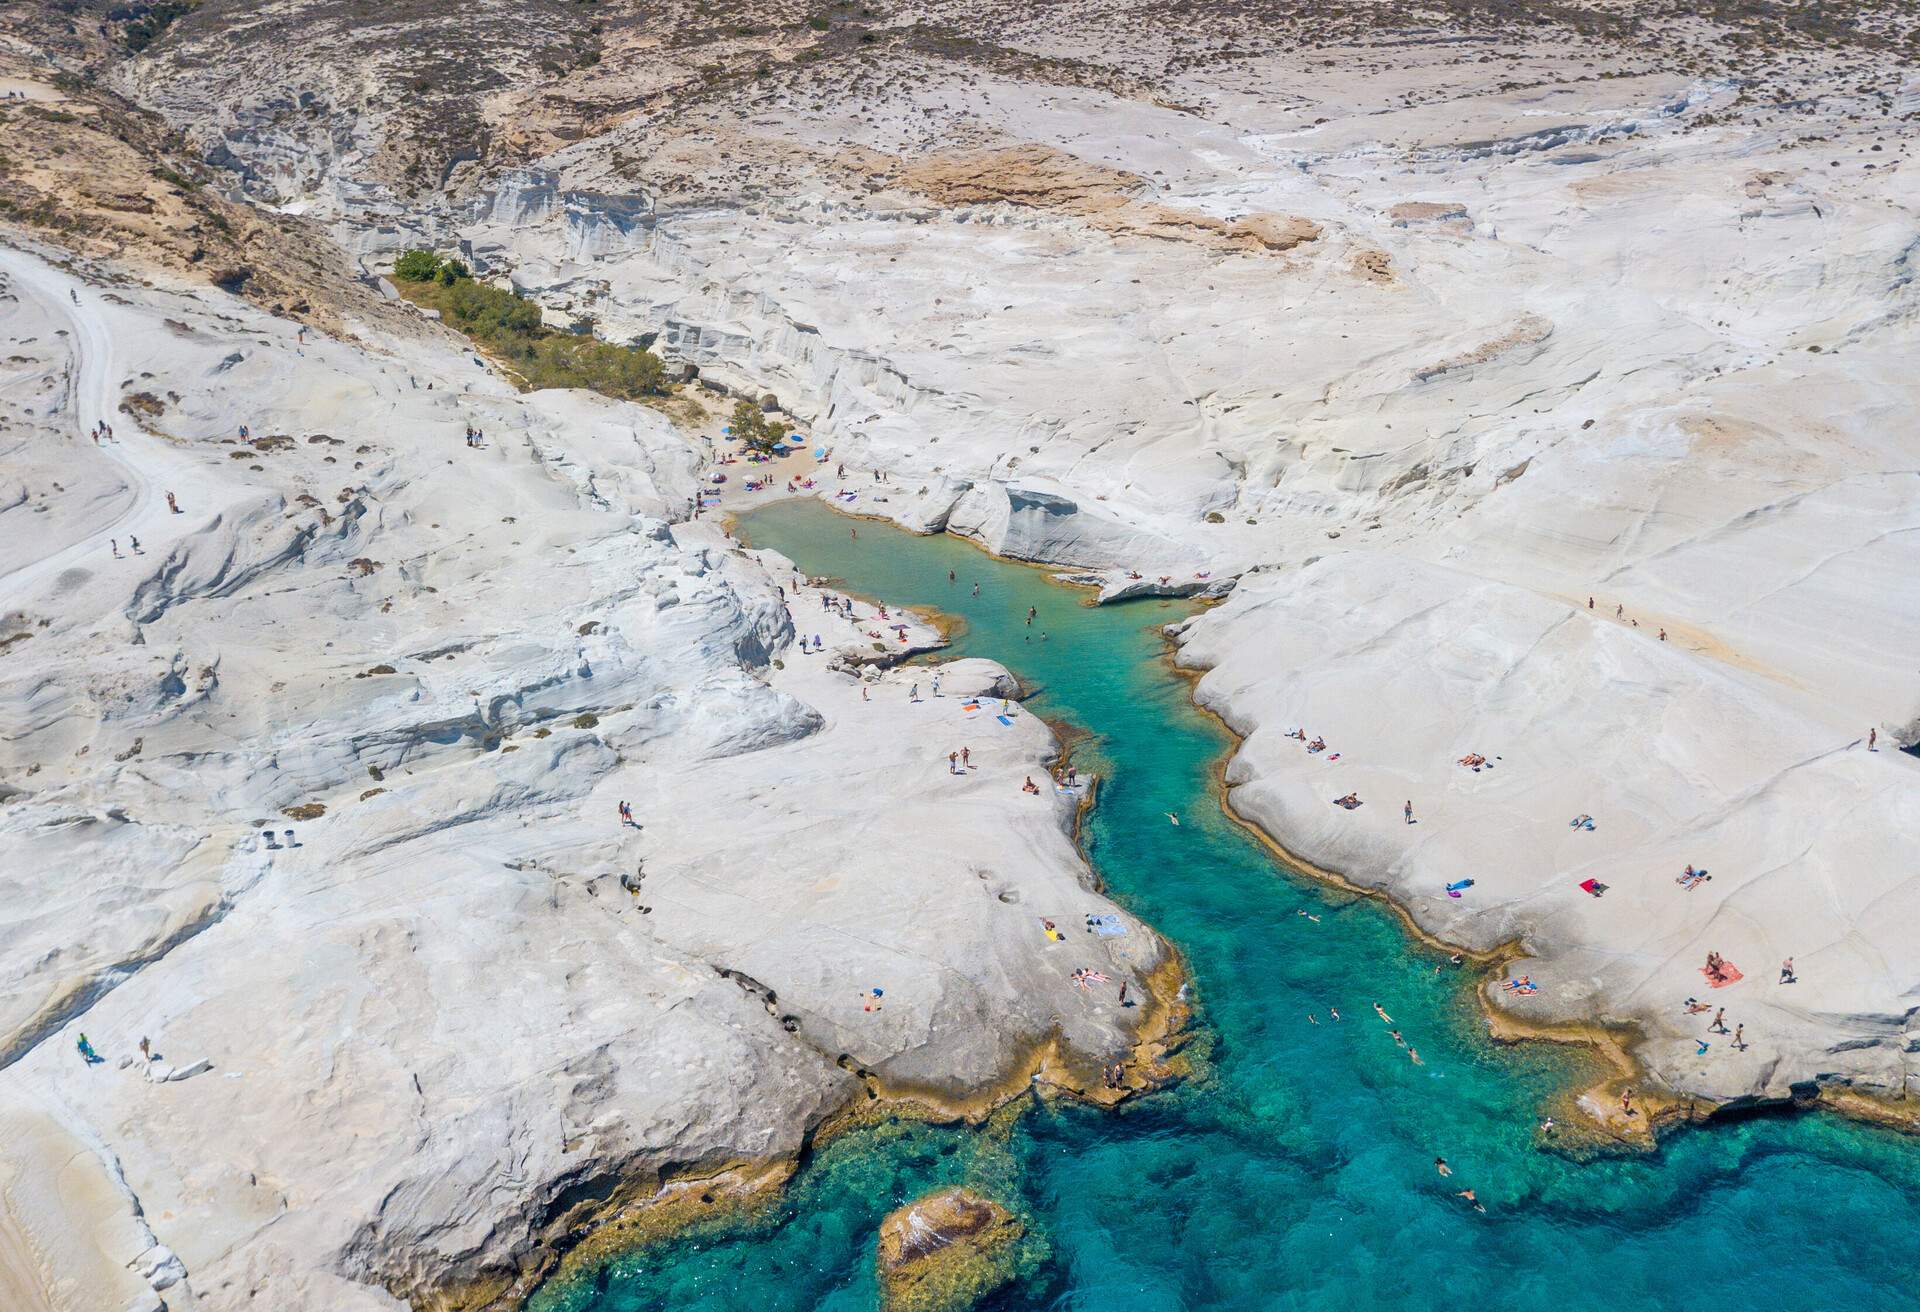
[876,1189,1030,1312]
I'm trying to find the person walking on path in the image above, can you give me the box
[1404,800,1414,824]
[1710,1007,1729,1034]
[1733,1023,1745,1050]
[111,538,120,558]
[1868,728,1877,751]
[909,682,919,702]
[166,491,181,514]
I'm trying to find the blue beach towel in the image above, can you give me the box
[996,714,1014,726]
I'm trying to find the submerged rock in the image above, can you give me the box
[876,1188,1027,1312]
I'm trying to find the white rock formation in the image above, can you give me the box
[8,3,1920,1304]
[398,43,1918,1113]
[0,246,1160,1311]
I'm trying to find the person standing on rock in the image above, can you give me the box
[1404,800,1414,824]
[961,747,970,767]
[1868,728,1877,751]
[949,751,959,773]
[1710,1007,1728,1034]
[1732,1023,1745,1049]
[1780,957,1796,984]
[166,491,180,514]
[909,682,919,702]
[111,538,121,559]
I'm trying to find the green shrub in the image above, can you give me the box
[392,248,441,281]
[393,265,667,401]
[122,0,196,53]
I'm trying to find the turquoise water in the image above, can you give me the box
[534,499,1920,1312]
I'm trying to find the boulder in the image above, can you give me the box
[876,1188,1027,1312]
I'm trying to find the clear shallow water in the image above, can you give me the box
[534,499,1920,1312]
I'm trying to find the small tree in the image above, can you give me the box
[730,399,770,451]
[729,400,792,453]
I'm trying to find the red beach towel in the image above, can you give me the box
[1702,962,1744,988]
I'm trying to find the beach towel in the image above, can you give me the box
[996,715,1014,726]
[1086,915,1127,937]
[1703,962,1744,988]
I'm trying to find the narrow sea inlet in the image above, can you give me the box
[534,498,1920,1312]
